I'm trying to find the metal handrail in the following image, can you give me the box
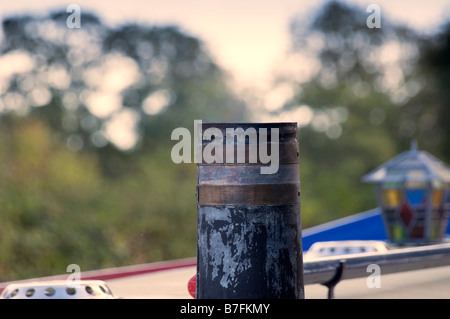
[303,242,450,297]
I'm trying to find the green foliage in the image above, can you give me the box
[0,10,243,281]
[0,118,199,281]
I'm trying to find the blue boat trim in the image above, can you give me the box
[302,207,450,251]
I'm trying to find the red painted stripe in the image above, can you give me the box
[0,258,197,294]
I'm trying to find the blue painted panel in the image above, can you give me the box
[302,208,387,251]
[301,208,450,251]
[406,189,426,205]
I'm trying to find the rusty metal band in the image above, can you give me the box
[198,141,299,165]
[197,183,300,206]
[198,164,299,185]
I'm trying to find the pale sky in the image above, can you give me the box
[1,0,449,91]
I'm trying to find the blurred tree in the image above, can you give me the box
[420,22,450,161]
[0,10,246,280]
[0,10,247,175]
[277,1,434,226]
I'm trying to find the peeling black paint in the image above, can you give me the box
[197,205,304,299]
